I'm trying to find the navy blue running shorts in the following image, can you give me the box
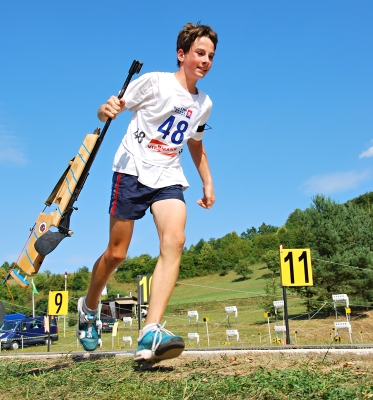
[109,172,185,220]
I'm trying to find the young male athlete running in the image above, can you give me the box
[77,22,218,364]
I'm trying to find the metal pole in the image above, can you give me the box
[282,286,291,345]
[98,301,102,349]
[137,275,142,337]
[206,321,210,347]
[32,279,35,317]
[47,315,51,352]
[267,317,272,344]
[64,272,67,338]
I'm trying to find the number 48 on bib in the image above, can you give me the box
[280,249,313,287]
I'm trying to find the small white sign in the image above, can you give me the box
[226,329,239,340]
[273,300,284,308]
[188,310,199,320]
[274,325,287,332]
[122,336,132,346]
[332,294,349,305]
[123,317,132,326]
[225,306,238,317]
[334,321,351,329]
[188,332,200,344]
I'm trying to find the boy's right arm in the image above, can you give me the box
[97,96,126,122]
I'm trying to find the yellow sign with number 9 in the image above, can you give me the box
[48,291,68,315]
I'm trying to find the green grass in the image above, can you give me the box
[1,353,372,399]
[169,266,271,305]
[5,293,371,356]
[4,262,372,354]
[2,265,373,398]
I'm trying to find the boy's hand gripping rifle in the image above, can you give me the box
[5,60,143,288]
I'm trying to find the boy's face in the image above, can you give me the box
[178,37,215,80]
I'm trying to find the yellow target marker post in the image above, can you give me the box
[47,290,68,352]
[203,317,210,347]
[48,291,69,316]
[279,247,313,345]
[137,274,152,337]
[280,249,313,287]
[264,312,272,345]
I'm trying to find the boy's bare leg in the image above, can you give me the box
[78,216,134,351]
[85,216,134,310]
[146,199,187,324]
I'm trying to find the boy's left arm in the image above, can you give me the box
[187,138,215,209]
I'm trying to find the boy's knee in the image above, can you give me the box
[176,232,186,249]
[103,248,127,267]
[162,231,185,250]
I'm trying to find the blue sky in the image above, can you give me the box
[1,1,372,275]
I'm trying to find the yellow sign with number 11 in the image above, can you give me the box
[48,291,69,315]
[280,249,313,287]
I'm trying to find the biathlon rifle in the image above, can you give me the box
[5,60,143,288]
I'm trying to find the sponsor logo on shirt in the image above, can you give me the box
[148,139,178,157]
[174,106,193,119]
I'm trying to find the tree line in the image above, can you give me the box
[1,193,373,315]
[118,193,373,305]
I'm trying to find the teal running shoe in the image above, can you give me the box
[76,297,99,351]
[135,323,185,364]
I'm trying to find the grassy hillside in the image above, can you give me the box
[100,261,272,305]
[91,261,373,348]
[169,264,270,306]
[3,260,373,353]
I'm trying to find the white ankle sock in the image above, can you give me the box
[142,323,159,335]
[82,297,98,316]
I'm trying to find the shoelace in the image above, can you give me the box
[151,322,174,352]
[86,323,93,339]
[81,313,95,338]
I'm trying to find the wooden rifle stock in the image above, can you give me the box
[7,60,143,287]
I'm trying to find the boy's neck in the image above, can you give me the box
[174,69,198,95]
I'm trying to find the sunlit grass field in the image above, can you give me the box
[2,266,373,399]
[4,265,373,355]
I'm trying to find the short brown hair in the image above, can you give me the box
[176,22,218,67]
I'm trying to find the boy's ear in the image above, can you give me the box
[177,49,185,64]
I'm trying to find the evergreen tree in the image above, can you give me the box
[240,226,257,240]
[287,195,373,303]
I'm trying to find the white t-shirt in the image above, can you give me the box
[112,72,212,189]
